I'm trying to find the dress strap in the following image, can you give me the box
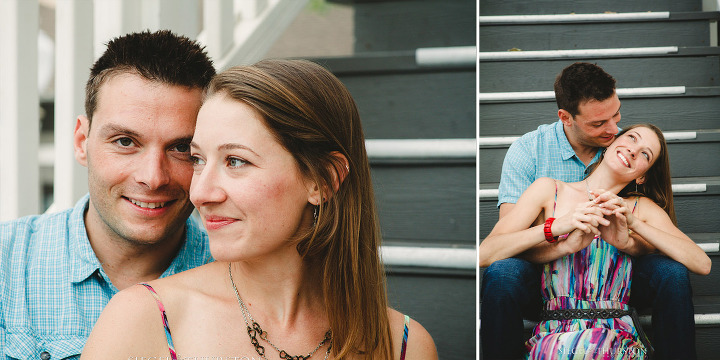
[400,315,410,360]
[140,283,178,360]
[631,196,639,214]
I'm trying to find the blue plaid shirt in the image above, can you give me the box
[0,194,211,359]
[497,120,604,207]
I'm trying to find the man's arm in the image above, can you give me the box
[496,138,536,213]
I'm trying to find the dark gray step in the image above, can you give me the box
[387,267,475,360]
[692,295,720,317]
[479,21,710,52]
[479,0,701,16]
[311,48,474,74]
[479,130,720,182]
[353,0,475,53]
[305,48,475,139]
[480,56,720,92]
[340,70,475,139]
[479,177,720,238]
[372,163,475,245]
[696,325,720,359]
[479,96,720,135]
[691,253,720,297]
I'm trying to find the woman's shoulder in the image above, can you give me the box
[622,195,664,217]
[82,280,171,357]
[516,177,559,202]
[140,261,225,310]
[529,177,566,193]
[387,308,438,360]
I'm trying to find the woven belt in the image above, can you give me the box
[540,308,631,321]
[540,307,654,355]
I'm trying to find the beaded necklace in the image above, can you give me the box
[228,263,332,360]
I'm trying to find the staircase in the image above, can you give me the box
[479,0,720,357]
[315,1,476,358]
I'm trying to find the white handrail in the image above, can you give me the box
[382,245,477,269]
[480,184,707,199]
[479,12,670,24]
[416,46,476,67]
[201,0,309,70]
[479,86,687,101]
[478,131,698,147]
[479,46,679,60]
[366,139,476,159]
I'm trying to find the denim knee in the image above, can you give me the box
[643,255,690,289]
[481,257,537,300]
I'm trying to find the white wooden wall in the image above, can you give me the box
[0,0,308,220]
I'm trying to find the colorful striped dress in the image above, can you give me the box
[525,235,648,359]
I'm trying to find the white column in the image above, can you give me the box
[143,0,201,39]
[52,0,92,211]
[204,0,235,62]
[93,0,143,59]
[0,0,40,220]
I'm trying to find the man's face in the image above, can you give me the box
[74,73,203,246]
[566,93,622,148]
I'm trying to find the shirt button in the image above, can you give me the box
[40,351,51,360]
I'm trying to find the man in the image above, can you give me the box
[0,30,216,359]
[481,62,695,359]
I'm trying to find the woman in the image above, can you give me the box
[478,124,710,359]
[82,60,437,359]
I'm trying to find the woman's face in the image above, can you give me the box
[604,126,662,182]
[189,94,315,261]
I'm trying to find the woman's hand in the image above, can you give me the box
[590,190,635,251]
[551,200,608,237]
[557,228,598,255]
[549,200,607,255]
[591,189,636,227]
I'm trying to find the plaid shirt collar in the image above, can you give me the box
[553,120,604,165]
[66,194,209,284]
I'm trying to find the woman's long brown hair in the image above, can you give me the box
[206,59,393,359]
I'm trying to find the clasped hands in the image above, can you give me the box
[550,190,636,254]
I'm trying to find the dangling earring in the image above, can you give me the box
[635,181,638,193]
[313,205,319,226]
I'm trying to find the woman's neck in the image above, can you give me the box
[582,162,632,195]
[228,250,325,329]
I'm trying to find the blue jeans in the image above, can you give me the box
[630,253,696,360]
[480,258,541,360]
[480,254,695,360]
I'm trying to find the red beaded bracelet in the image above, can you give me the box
[544,217,558,243]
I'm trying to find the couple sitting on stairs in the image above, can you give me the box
[479,62,711,360]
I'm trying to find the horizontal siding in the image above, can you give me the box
[341,70,476,139]
[480,56,720,92]
[479,97,720,135]
[480,21,709,51]
[479,0,701,16]
[387,268,476,359]
[372,164,475,244]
